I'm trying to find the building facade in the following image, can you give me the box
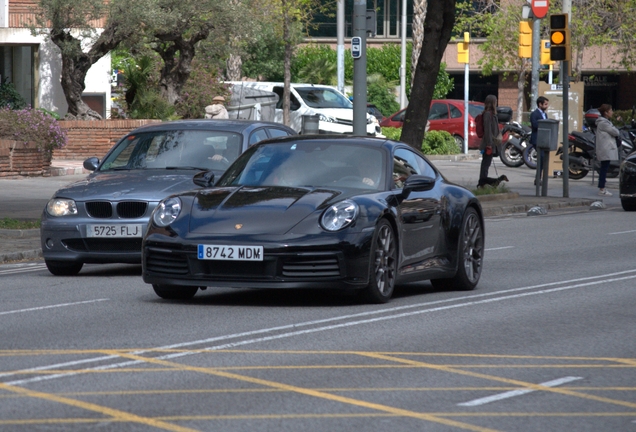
[309,1,636,116]
[0,0,111,117]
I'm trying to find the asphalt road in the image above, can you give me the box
[1,207,635,431]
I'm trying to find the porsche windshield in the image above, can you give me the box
[218,142,385,191]
[99,130,243,171]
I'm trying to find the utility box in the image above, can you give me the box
[537,119,560,150]
[302,114,320,134]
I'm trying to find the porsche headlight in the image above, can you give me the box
[319,114,336,123]
[321,200,359,231]
[152,197,182,227]
[46,198,78,217]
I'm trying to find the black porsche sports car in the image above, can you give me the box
[142,135,484,303]
[620,149,636,211]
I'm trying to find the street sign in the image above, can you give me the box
[531,0,549,19]
[351,37,361,59]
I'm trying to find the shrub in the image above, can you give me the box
[380,128,460,155]
[0,79,27,110]
[422,130,460,155]
[0,107,67,156]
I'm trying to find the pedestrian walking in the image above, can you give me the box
[595,104,620,196]
[478,95,503,188]
[204,96,229,119]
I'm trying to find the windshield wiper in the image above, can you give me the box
[165,166,209,171]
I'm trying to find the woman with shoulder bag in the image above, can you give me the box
[478,95,503,188]
[595,104,620,196]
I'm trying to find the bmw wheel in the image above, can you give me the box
[45,260,83,276]
[152,284,199,300]
[431,207,483,291]
[362,219,397,304]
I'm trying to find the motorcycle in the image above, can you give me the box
[558,127,634,180]
[499,122,531,167]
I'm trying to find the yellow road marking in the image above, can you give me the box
[0,382,199,432]
[357,352,636,409]
[100,350,500,432]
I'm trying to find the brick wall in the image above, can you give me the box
[54,120,162,160]
[0,140,51,178]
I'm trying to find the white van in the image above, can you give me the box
[228,82,380,136]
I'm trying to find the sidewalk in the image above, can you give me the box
[0,156,606,263]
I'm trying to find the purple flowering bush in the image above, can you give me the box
[0,107,67,156]
[175,60,229,119]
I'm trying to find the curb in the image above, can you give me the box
[0,228,40,239]
[1,249,42,263]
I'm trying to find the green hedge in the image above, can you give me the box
[381,128,460,155]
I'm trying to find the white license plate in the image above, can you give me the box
[198,244,263,261]
[87,224,143,238]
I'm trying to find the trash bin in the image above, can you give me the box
[302,114,320,135]
[536,119,559,151]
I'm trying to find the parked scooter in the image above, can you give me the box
[499,122,531,167]
[558,127,634,180]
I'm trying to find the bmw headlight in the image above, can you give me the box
[321,200,359,231]
[152,197,182,227]
[319,114,336,123]
[46,198,78,217]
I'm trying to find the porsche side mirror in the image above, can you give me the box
[83,157,99,171]
[193,170,215,188]
[402,175,435,196]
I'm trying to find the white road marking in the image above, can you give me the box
[0,299,109,316]
[0,264,47,275]
[457,376,583,406]
[3,269,636,386]
[609,230,636,235]
[485,246,514,251]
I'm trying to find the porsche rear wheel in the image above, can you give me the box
[45,260,83,276]
[152,284,199,300]
[362,219,397,304]
[431,207,483,291]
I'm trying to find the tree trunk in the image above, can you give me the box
[156,40,197,105]
[226,52,243,81]
[50,20,138,120]
[411,0,427,87]
[516,68,527,124]
[401,0,455,150]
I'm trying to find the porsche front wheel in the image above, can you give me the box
[431,207,483,291]
[152,284,199,300]
[362,219,397,304]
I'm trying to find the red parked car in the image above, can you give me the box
[380,99,487,149]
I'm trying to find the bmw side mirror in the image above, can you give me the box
[402,175,435,197]
[83,157,99,171]
[193,170,215,188]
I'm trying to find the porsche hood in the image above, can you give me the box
[188,186,342,235]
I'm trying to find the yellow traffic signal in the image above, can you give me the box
[550,14,571,61]
[540,39,554,65]
[457,32,469,64]
[518,21,532,59]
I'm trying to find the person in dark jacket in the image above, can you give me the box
[595,104,620,196]
[478,95,505,188]
[530,96,549,179]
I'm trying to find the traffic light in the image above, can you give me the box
[518,21,532,59]
[550,13,571,61]
[540,39,554,66]
[457,32,469,64]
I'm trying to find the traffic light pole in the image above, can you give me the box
[530,17,541,111]
[352,0,367,136]
[562,0,571,198]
